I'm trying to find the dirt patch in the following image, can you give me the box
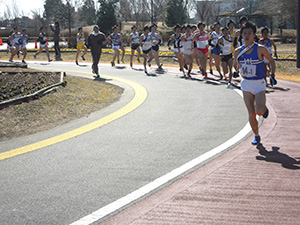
[0,75,123,141]
[0,70,62,102]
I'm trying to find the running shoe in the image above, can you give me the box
[111,61,115,67]
[76,60,79,65]
[48,59,52,62]
[157,64,163,71]
[270,74,277,86]
[121,60,125,63]
[219,73,223,80]
[199,67,203,74]
[187,71,192,78]
[184,63,188,70]
[210,68,213,74]
[148,61,151,67]
[144,69,148,74]
[34,54,36,59]
[263,107,269,119]
[81,55,85,61]
[117,60,120,64]
[233,70,239,78]
[251,135,261,145]
[130,61,133,68]
[203,73,207,79]
[22,60,26,64]
[95,74,100,78]
[9,57,13,62]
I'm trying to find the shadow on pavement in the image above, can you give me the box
[256,144,300,170]
[132,68,144,72]
[115,66,126,69]
[77,64,88,67]
[93,76,112,82]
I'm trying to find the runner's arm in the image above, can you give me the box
[233,47,241,71]
[260,46,276,74]
[271,39,278,58]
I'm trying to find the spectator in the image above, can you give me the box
[50,22,62,60]
[87,25,106,78]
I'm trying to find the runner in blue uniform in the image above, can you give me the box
[258,27,278,86]
[234,21,276,145]
[7,30,15,61]
[209,22,223,79]
[19,29,28,63]
[9,27,21,62]
[108,25,125,66]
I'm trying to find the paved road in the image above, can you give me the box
[0,61,248,225]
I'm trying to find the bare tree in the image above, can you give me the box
[193,0,220,25]
[262,0,297,29]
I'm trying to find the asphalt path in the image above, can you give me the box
[0,61,248,225]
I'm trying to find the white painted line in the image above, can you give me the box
[69,87,253,225]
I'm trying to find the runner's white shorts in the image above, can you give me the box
[40,43,47,48]
[182,49,194,55]
[241,78,266,95]
[174,48,181,53]
[112,45,120,51]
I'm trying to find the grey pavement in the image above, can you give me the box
[0,61,249,225]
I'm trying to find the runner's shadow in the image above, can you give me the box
[146,72,158,77]
[93,76,111,82]
[268,86,290,92]
[115,66,126,69]
[77,64,88,67]
[256,144,300,170]
[132,68,144,72]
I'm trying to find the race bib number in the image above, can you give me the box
[241,64,256,78]
[223,45,231,53]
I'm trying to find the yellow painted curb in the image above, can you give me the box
[0,70,148,161]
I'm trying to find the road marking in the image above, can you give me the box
[0,70,148,161]
[69,87,253,225]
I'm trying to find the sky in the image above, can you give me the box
[0,0,45,19]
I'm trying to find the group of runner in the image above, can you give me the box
[7,26,52,63]
[7,26,29,63]
[167,17,277,87]
[6,19,278,146]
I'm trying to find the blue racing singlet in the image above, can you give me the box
[19,34,28,45]
[239,43,265,80]
[111,33,122,46]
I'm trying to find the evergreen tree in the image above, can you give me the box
[43,0,66,25]
[97,0,118,35]
[79,0,97,25]
[165,0,188,27]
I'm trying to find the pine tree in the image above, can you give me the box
[97,0,118,34]
[165,0,188,27]
[43,0,66,25]
[79,0,97,25]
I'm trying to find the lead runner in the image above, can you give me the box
[234,21,276,145]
